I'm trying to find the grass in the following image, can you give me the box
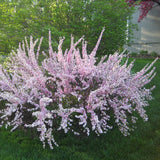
[0,58,160,160]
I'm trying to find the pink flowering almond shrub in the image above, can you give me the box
[0,28,158,149]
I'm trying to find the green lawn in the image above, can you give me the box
[0,58,160,160]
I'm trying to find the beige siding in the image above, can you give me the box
[125,5,160,55]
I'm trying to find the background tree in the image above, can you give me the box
[0,0,135,56]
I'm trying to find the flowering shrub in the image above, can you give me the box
[0,28,157,149]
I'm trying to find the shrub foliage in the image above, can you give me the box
[0,29,157,149]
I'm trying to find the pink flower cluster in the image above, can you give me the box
[138,0,154,22]
[0,29,157,149]
[127,0,159,22]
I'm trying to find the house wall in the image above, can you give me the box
[125,5,160,55]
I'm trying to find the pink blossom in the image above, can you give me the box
[0,29,157,149]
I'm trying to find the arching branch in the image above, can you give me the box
[134,0,160,5]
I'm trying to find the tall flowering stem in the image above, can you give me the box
[0,29,158,149]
